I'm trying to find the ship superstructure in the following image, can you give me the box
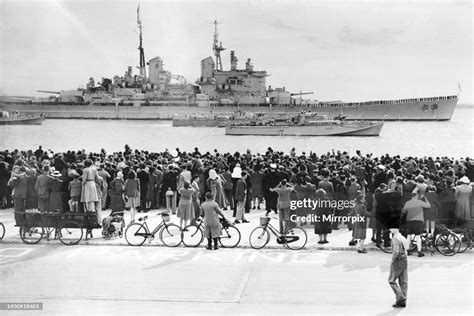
[195,21,268,106]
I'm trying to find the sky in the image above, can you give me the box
[0,0,472,103]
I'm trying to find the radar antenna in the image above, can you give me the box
[137,5,146,78]
[212,20,225,71]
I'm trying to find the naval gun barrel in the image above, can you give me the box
[37,90,61,94]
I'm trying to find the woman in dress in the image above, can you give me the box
[81,159,100,213]
[454,176,472,223]
[124,170,140,223]
[49,171,64,212]
[177,181,195,229]
[352,192,372,253]
[207,169,226,208]
[314,188,332,244]
[250,165,264,210]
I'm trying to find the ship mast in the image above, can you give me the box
[212,20,225,71]
[137,5,146,78]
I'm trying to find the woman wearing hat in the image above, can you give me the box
[454,176,472,222]
[49,171,63,212]
[207,169,226,208]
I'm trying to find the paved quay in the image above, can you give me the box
[1,207,381,251]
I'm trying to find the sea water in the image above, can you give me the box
[1,107,473,158]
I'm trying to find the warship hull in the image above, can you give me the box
[0,115,44,125]
[0,95,457,121]
[225,122,384,136]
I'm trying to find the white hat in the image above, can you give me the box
[460,176,470,184]
[209,169,218,180]
[377,164,386,170]
[51,171,61,177]
[231,166,242,178]
[270,163,277,169]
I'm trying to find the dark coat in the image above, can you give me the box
[8,174,28,199]
[162,170,178,191]
[35,174,52,199]
[26,176,38,209]
[235,179,247,202]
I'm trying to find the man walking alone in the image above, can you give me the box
[388,227,409,308]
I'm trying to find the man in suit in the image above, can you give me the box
[35,165,52,213]
[8,166,28,224]
[234,172,249,224]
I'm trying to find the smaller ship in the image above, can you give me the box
[173,110,257,127]
[0,110,44,125]
[224,112,384,136]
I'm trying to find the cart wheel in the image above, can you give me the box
[20,225,44,244]
[59,221,83,245]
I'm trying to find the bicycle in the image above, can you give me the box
[0,221,5,241]
[249,216,307,250]
[124,212,181,247]
[407,227,461,256]
[18,212,84,246]
[181,217,241,248]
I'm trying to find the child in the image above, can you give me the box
[424,185,440,234]
[68,173,81,213]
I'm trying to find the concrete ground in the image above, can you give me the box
[0,244,472,315]
[1,207,472,315]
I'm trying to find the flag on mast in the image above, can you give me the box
[458,82,462,92]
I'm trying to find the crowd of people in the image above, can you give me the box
[1,145,473,252]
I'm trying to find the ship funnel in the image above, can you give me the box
[245,58,253,71]
[230,50,238,71]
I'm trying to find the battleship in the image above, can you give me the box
[225,113,384,136]
[0,9,458,121]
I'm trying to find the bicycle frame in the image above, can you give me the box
[261,221,282,238]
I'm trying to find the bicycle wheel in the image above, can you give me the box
[435,233,460,256]
[125,223,148,246]
[20,225,44,244]
[284,227,307,250]
[219,226,241,248]
[159,223,182,247]
[58,221,83,245]
[181,224,203,247]
[456,230,470,254]
[249,226,270,249]
[0,222,5,241]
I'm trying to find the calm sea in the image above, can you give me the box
[1,107,473,158]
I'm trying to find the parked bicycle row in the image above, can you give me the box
[11,207,472,255]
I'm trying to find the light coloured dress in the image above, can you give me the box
[455,184,472,220]
[178,188,195,221]
[81,167,99,202]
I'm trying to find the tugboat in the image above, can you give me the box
[0,110,44,125]
[224,112,384,136]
